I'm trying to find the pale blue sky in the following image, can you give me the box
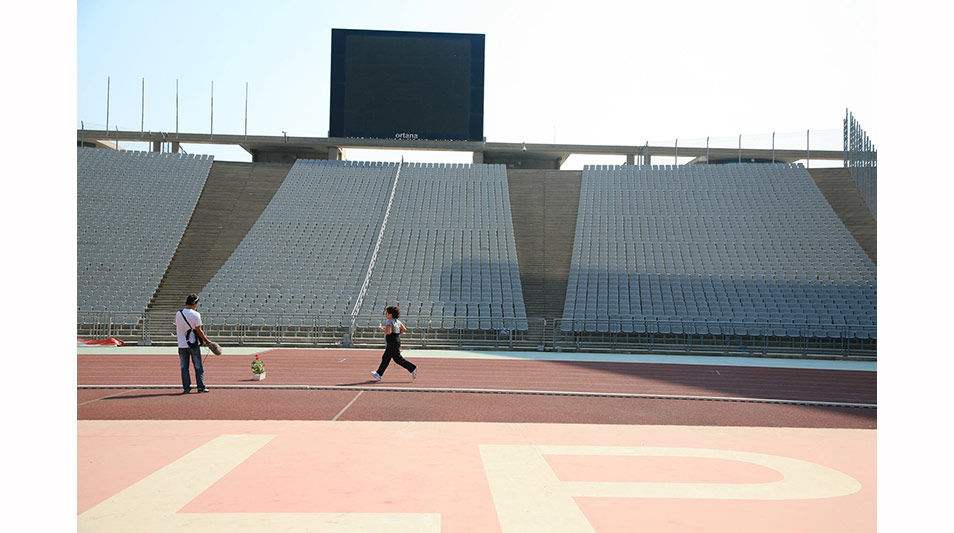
[77,0,877,167]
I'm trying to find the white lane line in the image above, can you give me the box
[77,388,140,406]
[76,385,876,409]
[332,390,364,421]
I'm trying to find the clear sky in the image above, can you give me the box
[76,0,877,167]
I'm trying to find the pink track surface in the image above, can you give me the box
[77,349,877,531]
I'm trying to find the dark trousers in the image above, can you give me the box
[178,347,205,391]
[376,335,416,376]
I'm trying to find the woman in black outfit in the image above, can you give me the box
[370,306,417,381]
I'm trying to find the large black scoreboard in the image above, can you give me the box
[329,29,485,141]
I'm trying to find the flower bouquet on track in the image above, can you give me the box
[251,354,266,381]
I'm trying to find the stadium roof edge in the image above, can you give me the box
[77,129,843,168]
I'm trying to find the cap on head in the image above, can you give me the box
[185,293,200,306]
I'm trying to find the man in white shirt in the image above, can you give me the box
[175,293,213,393]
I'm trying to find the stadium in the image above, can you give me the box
[76,116,877,357]
[74,12,881,533]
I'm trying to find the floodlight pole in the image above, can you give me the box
[850,112,855,169]
[105,76,110,131]
[806,129,810,168]
[843,108,849,167]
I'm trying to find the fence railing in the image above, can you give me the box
[549,318,875,358]
[78,312,876,359]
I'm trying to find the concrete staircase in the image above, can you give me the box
[808,167,877,264]
[506,169,582,319]
[147,161,292,313]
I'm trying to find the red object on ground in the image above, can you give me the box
[78,338,126,346]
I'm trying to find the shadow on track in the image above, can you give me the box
[102,391,191,400]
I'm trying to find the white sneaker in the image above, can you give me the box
[370,371,382,381]
[411,368,418,380]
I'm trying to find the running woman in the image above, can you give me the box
[370,306,417,381]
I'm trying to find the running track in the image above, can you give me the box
[77,347,877,532]
[78,347,876,428]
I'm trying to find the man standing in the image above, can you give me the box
[175,293,213,393]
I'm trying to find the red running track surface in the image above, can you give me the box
[78,349,876,429]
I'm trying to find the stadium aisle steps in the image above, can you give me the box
[807,167,877,264]
[147,161,292,313]
[506,169,582,319]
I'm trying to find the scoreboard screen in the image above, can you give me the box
[329,29,485,141]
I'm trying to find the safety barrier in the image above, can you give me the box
[77,312,876,359]
[550,319,876,359]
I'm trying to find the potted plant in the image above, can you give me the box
[251,354,266,381]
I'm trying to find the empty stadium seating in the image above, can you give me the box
[75,147,877,351]
[357,162,529,330]
[562,163,877,338]
[77,148,213,314]
[199,160,529,331]
[198,160,395,323]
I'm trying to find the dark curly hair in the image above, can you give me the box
[385,305,401,318]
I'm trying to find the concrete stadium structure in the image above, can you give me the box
[78,129,845,168]
[76,130,875,357]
